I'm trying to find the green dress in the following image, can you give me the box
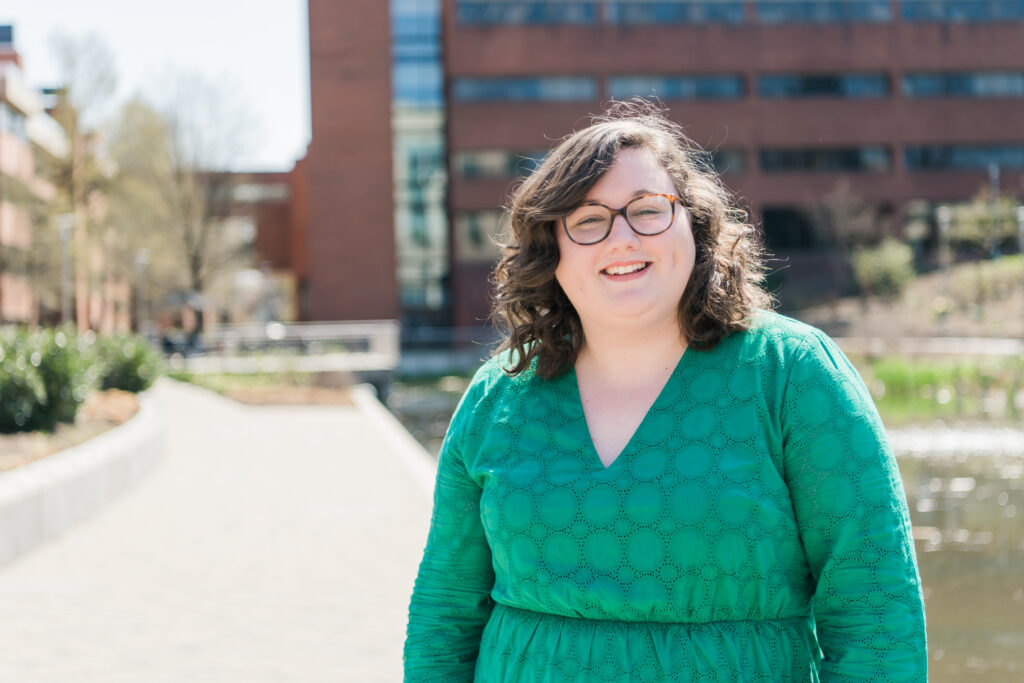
[404,312,927,681]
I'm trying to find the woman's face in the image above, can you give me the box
[554,147,696,339]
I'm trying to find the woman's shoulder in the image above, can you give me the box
[460,348,548,404]
[445,349,553,438]
[742,310,865,387]
[745,309,834,348]
[710,309,842,370]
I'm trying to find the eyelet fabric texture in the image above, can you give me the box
[405,311,927,682]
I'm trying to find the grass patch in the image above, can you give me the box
[850,354,1024,425]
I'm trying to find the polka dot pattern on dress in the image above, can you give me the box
[405,311,927,682]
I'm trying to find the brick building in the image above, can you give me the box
[1,26,133,332]
[302,0,398,322]
[442,0,1024,325]
[286,0,1024,329]
[0,27,64,325]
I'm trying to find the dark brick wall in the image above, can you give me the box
[305,0,397,321]
[442,0,1024,324]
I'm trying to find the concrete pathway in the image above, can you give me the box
[0,380,434,682]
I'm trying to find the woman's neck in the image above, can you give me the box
[576,320,687,387]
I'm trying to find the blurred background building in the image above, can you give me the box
[4,4,1024,337]
[1,26,132,332]
[440,0,1024,325]
[0,26,63,325]
[281,0,1024,336]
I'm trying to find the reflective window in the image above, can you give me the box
[606,2,745,24]
[759,73,889,98]
[0,102,28,144]
[391,0,450,320]
[711,148,748,175]
[760,147,892,172]
[609,75,744,100]
[901,0,1024,21]
[455,211,505,263]
[905,145,1024,170]
[392,0,443,106]
[903,72,1024,97]
[393,61,443,106]
[756,1,891,22]
[453,77,598,102]
[762,207,819,249]
[393,0,441,39]
[454,150,547,179]
[456,1,598,24]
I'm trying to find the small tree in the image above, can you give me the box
[807,181,891,314]
[811,180,887,252]
[32,31,120,328]
[946,187,1021,256]
[852,239,916,303]
[104,75,256,327]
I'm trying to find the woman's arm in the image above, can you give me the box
[781,332,927,681]
[404,385,495,682]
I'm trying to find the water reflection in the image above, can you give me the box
[898,451,1024,681]
[388,380,1024,680]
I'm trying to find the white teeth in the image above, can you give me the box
[604,263,647,275]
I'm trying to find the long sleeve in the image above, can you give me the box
[781,333,927,681]
[404,385,495,682]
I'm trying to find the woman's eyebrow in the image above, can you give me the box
[581,189,659,204]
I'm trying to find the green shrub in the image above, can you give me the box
[95,333,162,393]
[36,326,99,427]
[949,254,1023,310]
[0,327,159,434]
[853,354,1024,424]
[852,239,916,301]
[0,328,49,433]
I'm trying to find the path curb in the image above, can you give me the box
[349,384,438,497]
[0,391,165,567]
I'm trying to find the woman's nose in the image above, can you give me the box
[605,213,639,247]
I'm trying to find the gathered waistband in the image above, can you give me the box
[477,602,821,682]
[490,601,810,629]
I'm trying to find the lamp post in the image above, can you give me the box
[936,205,953,299]
[135,248,150,335]
[988,164,1001,258]
[58,214,73,324]
[1016,206,1024,338]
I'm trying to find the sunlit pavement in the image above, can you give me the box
[0,379,433,682]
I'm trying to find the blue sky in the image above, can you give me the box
[2,0,311,171]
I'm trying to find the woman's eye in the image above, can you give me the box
[571,214,605,228]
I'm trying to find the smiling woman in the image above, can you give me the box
[552,148,696,356]
[404,100,928,681]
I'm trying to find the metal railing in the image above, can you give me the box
[176,320,400,374]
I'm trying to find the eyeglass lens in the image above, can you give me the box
[564,195,674,244]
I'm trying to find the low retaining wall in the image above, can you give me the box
[0,393,165,567]
[349,384,437,496]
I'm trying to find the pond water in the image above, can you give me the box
[900,452,1024,680]
[388,381,1024,680]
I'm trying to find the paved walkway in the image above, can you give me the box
[0,380,434,682]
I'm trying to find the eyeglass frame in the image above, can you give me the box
[560,193,684,245]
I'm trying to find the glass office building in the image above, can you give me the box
[391,0,450,328]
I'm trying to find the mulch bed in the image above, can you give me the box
[0,390,140,474]
[215,385,354,406]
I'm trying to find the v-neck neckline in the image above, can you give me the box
[568,345,694,471]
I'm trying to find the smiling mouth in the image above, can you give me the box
[602,262,650,276]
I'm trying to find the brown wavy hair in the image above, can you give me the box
[491,100,771,378]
